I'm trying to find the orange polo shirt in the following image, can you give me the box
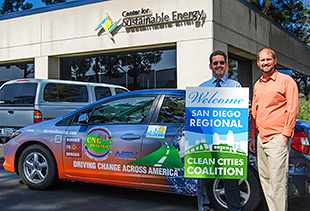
[250,70,299,143]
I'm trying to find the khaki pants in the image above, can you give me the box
[257,134,290,211]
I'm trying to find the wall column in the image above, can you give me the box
[34,56,60,79]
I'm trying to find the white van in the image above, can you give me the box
[0,79,129,142]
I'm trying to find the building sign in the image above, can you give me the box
[95,11,121,38]
[122,8,206,28]
[96,8,206,37]
[184,87,249,179]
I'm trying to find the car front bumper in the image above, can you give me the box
[3,138,20,173]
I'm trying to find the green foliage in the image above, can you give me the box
[0,0,67,15]
[41,0,66,6]
[292,71,310,101]
[0,0,33,14]
[246,0,310,45]
[297,97,310,121]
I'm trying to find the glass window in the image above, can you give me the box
[0,62,34,85]
[88,96,156,125]
[157,96,185,124]
[228,59,238,81]
[60,47,176,91]
[94,86,112,101]
[70,107,94,126]
[44,83,88,102]
[0,83,37,105]
[115,88,128,95]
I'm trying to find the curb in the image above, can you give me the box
[0,144,3,159]
[0,158,4,170]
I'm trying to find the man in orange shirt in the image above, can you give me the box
[249,48,299,211]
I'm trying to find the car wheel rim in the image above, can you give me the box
[213,179,251,209]
[23,152,48,184]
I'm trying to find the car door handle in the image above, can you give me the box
[8,110,14,114]
[121,134,140,140]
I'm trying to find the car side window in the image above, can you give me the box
[88,96,156,125]
[94,86,112,101]
[157,96,185,124]
[71,107,94,126]
[44,83,88,102]
[115,88,129,95]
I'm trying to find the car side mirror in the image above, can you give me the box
[78,113,88,125]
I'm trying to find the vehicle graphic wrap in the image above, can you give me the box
[65,137,82,157]
[166,125,197,194]
[129,141,182,168]
[146,126,167,139]
[84,127,114,160]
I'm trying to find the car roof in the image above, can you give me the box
[1,78,128,89]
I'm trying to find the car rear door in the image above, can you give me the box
[137,94,186,191]
[62,94,159,184]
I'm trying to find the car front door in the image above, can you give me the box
[62,95,158,183]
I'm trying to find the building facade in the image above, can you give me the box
[0,0,309,94]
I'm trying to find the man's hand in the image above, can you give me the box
[249,137,256,153]
[282,134,289,145]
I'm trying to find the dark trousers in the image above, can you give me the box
[223,179,242,211]
[197,178,242,211]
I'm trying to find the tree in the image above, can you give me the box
[247,0,310,100]
[71,57,92,81]
[291,71,310,101]
[272,0,309,44]
[0,0,32,14]
[16,63,34,78]
[41,0,66,6]
[246,0,310,44]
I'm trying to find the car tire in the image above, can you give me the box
[18,144,58,190]
[207,166,262,211]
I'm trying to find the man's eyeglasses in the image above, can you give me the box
[212,61,226,66]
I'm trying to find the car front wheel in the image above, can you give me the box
[207,166,262,211]
[18,144,58,190]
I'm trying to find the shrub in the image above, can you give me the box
[297,97,310,121]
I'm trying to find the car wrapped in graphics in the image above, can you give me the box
[3,89,310,211]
